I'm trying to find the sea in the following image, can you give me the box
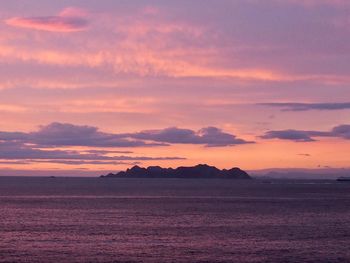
[0,177,350,263]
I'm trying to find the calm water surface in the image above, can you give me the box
[0,177,350,263]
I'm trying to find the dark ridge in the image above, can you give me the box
[100,164,251,179]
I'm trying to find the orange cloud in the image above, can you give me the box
[5,7,88,32]
[0,104,28,113]
[1,41,349,85]
[1,7,349,85]
[55,98,157,114]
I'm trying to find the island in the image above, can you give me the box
[101,164,251,179]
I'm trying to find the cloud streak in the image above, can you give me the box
[0,141,184,162]
[260,102,350,111]
[261,124,350,142]
[30,160,140,166]
[5,8,89,32]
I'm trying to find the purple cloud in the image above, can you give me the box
[0,142,184,162]
[0,122,253,166]
[331,125,350,139]
[260,102,350,111]
[0,123,252,148]
[129,126,253,147]
[261,124,350,142]
[261,130,317,142]
[30,160,140,166]
[29,122,165,148]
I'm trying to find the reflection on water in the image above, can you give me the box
[0,177,350,263]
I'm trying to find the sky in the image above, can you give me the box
[0,0,350,176]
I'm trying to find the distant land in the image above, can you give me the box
[101,164,251,179]
[249,168,350,180]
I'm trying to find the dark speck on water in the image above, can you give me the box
[0,177,350,263]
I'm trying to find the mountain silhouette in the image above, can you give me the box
[101,164,251,179]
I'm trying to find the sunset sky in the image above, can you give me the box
[1,0,350,176]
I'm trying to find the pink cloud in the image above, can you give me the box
[5,7,89,32]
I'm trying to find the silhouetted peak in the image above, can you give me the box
[101,164,251,179]
[147,166,163,171]
[129,165,142,170]
[194,164,216,170]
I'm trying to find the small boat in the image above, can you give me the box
[337,177,350,182]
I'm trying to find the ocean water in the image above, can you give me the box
[0,177,350,263]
